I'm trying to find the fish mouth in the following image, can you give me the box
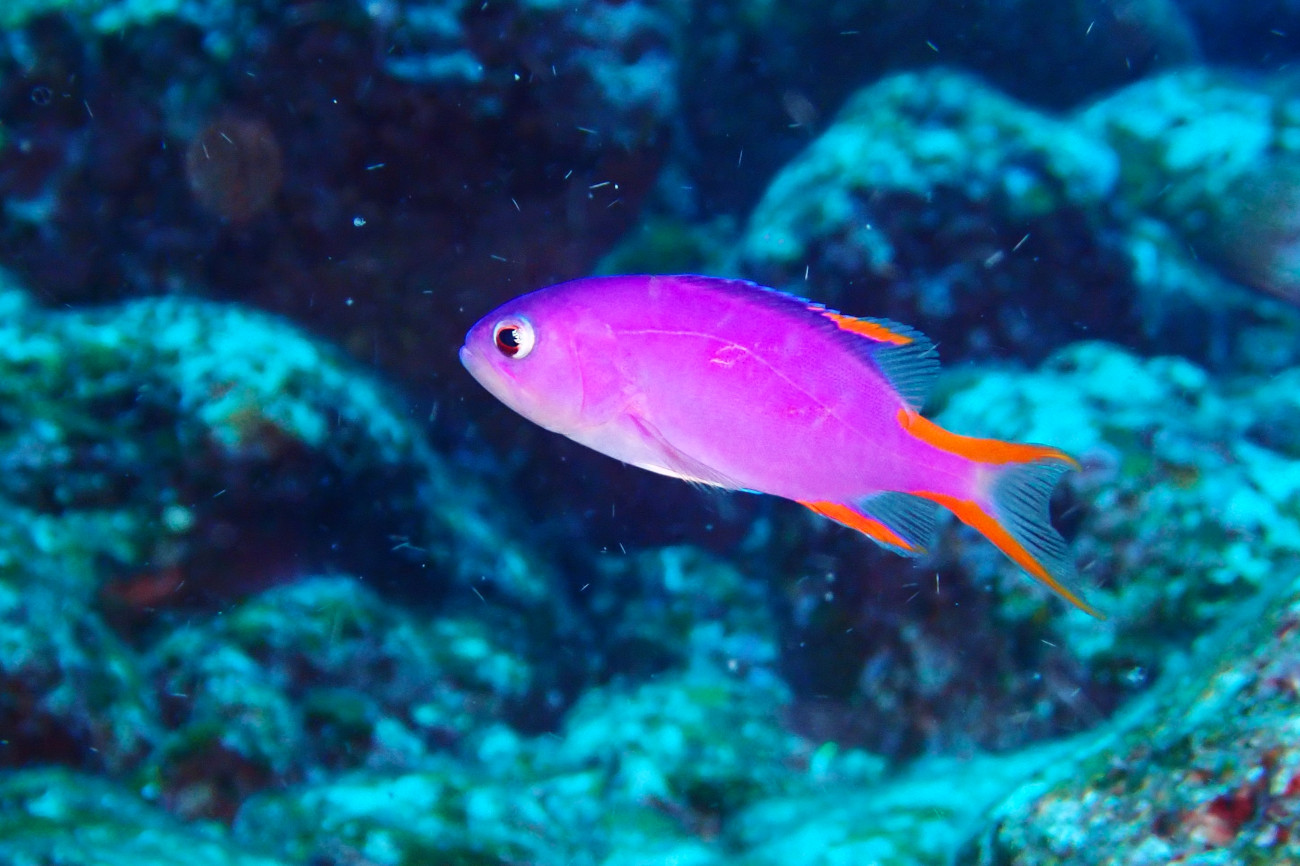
[460,343,515,396]
[459,344,490,389]
[459,344,490,381]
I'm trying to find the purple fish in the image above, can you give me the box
[461,274,1097,616]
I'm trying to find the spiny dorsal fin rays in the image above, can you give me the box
[820,312,914,345]
[674,276,943,410]
[816,311,940,411]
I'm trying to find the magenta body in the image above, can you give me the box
[459,274,971,503]
[461,273,1097,616]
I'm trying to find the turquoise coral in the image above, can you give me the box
[965,573,1300,864]
[0,266,573,815]
[0,768,285,866]
[936,341,1300,679]
[742,68,1120,271]
[0,268,562,608]
[1079,67,1300,306]
[147,576,536,818]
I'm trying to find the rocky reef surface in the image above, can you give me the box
[3,261,1298,861]
[2,0,1300,863]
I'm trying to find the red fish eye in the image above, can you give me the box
[496,326,520,354]
[492,318,535,359]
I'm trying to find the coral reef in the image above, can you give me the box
[0,271,584,812]
[0,768,285,866]
[1080,68,1300,305]
[964,572,1300,864]
[739,68,1126,367]
[0,269,561,611]
[737,67,1300,374]
[0,0,673,393]
[147,577,536,820]
[233,667,850,865]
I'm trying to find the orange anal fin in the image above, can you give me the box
[898,408,1081,469]
[799,500,922,555]
[914,491,1103,619]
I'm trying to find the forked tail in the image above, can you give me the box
[899,409,1102,618]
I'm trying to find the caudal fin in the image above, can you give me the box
[898,409,1100,618]
[917,459,1100,618]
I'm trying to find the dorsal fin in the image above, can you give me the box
[668,275,941,410]
[823,312,913,345]
[818,311,939,410]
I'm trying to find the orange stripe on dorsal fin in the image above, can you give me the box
[913,490,1103,619]
[897,408,1080,468]
[812,311,939,410]
[824,312,914,345]
[799,500,923,555]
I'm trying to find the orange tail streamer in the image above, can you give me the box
[898,407,1101,619]
[914,490,1102,619]
[897,408,1080,469]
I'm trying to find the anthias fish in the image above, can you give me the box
[461,274,1097,617]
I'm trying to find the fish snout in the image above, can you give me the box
[460,342,509,394]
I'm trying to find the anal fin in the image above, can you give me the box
[800,491,938,556]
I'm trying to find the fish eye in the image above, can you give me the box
[493,317,535,359]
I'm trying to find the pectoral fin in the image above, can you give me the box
[626,414,746,491]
